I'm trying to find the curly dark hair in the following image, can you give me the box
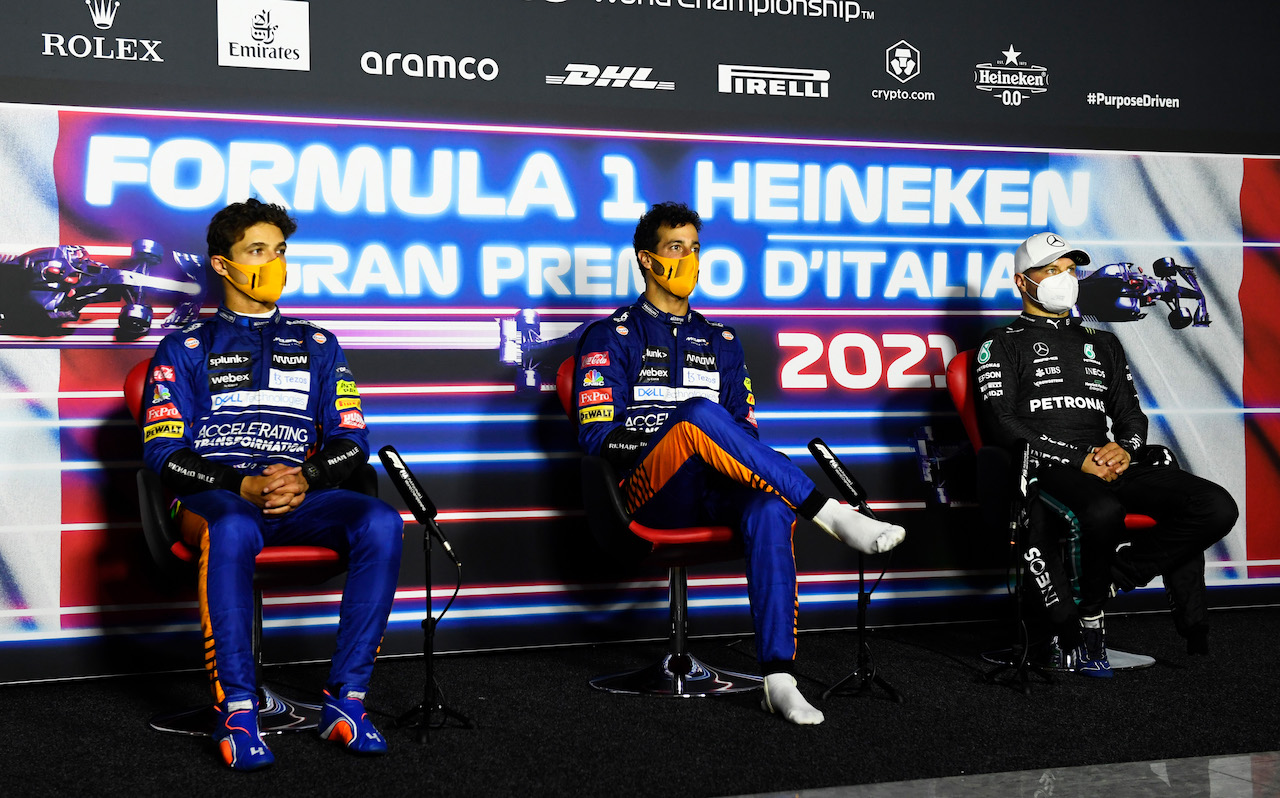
[206,198,298,260]
[632,201,702,256]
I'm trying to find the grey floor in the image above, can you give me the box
[730,751,1280,797]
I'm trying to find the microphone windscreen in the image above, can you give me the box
[378,445,437,525]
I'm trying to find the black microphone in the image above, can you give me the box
[378,445,458,564]
[807,437,878,520]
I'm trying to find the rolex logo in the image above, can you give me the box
[85,0,120,30]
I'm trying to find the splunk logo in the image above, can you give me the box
[361,50,499,81]
[718,64,829,98]
[41,0,163,62]
[217,0,310,72]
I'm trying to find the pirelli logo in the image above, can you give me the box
[335,397,362,411]
[143,420,185,442]
[578,405,614,425]
[336,380,360,396]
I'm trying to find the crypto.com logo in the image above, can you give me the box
[885,40,919,83]
[547,64,674,90]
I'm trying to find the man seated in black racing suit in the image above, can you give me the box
[975,231,1238,677]
[141,200,404,769]
[573,202,906,724]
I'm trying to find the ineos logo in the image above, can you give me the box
[1033,342,1049,356]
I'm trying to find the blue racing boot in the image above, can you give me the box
[1074,615,1114,679]
[319,686,388,755]
[214,696,275,771]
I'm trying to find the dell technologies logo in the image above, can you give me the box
[546,64,674,91]
[718,64,829,98]
[218,0,310,71]
[42,0,163,62]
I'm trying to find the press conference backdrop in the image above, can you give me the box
[0,0,1277,681]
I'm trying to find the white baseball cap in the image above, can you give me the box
[1014,232,1090,273]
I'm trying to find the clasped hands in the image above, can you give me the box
[239,463,310,515]
[1081,442,1130,483]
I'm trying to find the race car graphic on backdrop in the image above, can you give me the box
[0,238,206,338]
[1074,257,1210,329]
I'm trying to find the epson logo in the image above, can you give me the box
[718,64,829,98]
[208,352,251,370]
[41,0,163,62]
[362,51,499,81]
[546,64,673,91]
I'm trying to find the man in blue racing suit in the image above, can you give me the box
[574,202,906,725]
[142,200,403,769]
[976,231,1237,677]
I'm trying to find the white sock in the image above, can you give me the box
[761,673,824,726]
[812,499,906,554]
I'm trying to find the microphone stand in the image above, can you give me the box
[806,439,901,704]
[821,548,901,703]
[397,514,472,741]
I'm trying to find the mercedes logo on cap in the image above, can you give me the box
[1045,234,1065,247]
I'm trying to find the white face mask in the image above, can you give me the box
[1025,270,1078,314]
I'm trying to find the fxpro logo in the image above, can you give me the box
[718,64,829,98]
[974,45,1047,106]
[362,50,499,81]
[546,64,674,91]
[218,0,310,72]
[41,0,164,62]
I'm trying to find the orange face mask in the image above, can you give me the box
[219,255,287,304]
[642,251,699,298]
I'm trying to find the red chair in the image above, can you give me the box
[945,349,1157,672]
[124,357,376,734]
[555,357,761,696]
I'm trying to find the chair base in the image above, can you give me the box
[981,646,1156,672]
[590,652,763,698]
[148,685,322,736]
